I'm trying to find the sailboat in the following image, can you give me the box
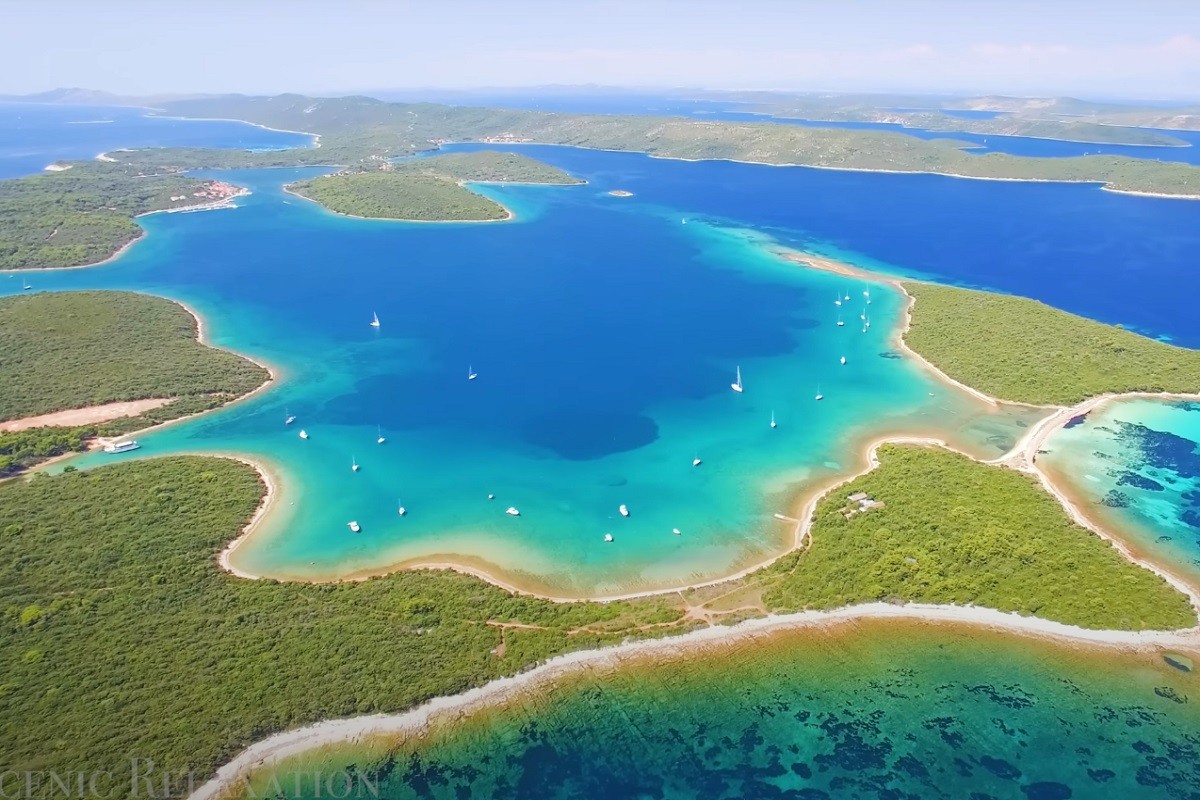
[692,455,702,467]
[840,356,847,365]
[369,312,380,328]
[672,528,682,535]
[351,456,360,472]
[376,426,386,444]
[506,506,521,517]
[21,279,31,291]
[347,521,361,533]
[815,385,824,401]
[619,504,630,517]
[299,429,309,440]
[836,314,844,327]
[604,533,614,542]
[397,499,407,516]
[865,315,871,329]
[730,365,744,393]
[468,365,477,381]
[285,410,296,425]
[682,217,688,225]
[770,410,777,429]
[843,292,851,302]
[834,293,842,307]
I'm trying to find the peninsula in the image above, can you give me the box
[0,291,270,475]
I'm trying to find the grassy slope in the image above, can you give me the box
[758,445,1193,631]
[0,163,226,270]
[0,448,1191,785]
[903,282,1200,405]
[288,150,582,221]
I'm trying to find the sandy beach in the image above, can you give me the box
[1,398,172,432]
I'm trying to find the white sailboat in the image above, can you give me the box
[370,311,380,328]
[770,410,777,429]
[834,293,842,307]
[604,533,614,542]
[865,315,871,329]
[351,456,359,472]
[840,356,847,365]
[299,429,309,440]
[681,217,687,225]
[815,385,824,401]
[843,292,851,301]
[397,499,407,517]
[731,365,743,393]
[692,455,702,467]
[619,504,630,517]
[347,521,361,533]
[468,365,477,381]
[376,426,386,444]
[672,528,682,535]
[836,314,844,327]
[21,279,31,291]
[506,506,521,517]
[285,410,296,425]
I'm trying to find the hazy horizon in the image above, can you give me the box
[1,0,1199,102]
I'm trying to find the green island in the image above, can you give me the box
[902,282,1200,405]
[0,291,268,475]
[288,150,583,221]
[7,92,1200,269]
[0,442,1190,786]
[0,162,241,270]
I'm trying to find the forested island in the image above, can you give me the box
[0,291,268,474]
[288,150,583,221]
[0,163,241,270]
[903,282,1200,405]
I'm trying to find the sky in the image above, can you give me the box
[1,0,1199,101]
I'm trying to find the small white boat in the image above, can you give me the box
[840,356,847,365]
[682,217,687,225]
[506,506,521,517]
[863,289,871,298]
[348,521,361,533]
[865,316,871,329]
[103,440,139,454]
[770,410,777,429]
[604,533,614,542]
[351,457,359,472]
[834,293,842,307]
[730,365,743,393]
[397,500,406,517]
[22,280,32,291]
[619,504,630,517]
[860,311,866,321]
[299,429,309,440]
[672,528,681,535]
[285,413,296,425]
[692,456,702,467]
[370,312,380,328]
[487,493,495,500]
[376,426,386,445]
[843,292,851,301]
[815,385,824,401]
[836,314,844,327]
[468,365,477,381]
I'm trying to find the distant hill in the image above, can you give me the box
[0,87,207,107]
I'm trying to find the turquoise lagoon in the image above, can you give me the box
[244,622,1200,800]
[22,161,1033,596]
[1041,399,1200,586]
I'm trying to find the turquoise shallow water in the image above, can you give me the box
[1041,400,1200,586]
[246,623,1200,800]
[24,163,1027,596]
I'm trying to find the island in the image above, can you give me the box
[0,163,243,270]
[287,151,584,221]
[0,291,270,475]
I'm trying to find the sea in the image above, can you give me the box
[2,101,1199,797]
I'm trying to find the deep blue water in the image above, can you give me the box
[448,143,1200,345]
[0,102,313,179]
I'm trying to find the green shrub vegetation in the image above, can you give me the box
[0,290,268,421]
[0,457,688,792]
[756,445,1194,631]
[0,163,225,270]
[288,151,582,221]
[0,445,1188,789]
[903,282,1200,405]
[111,93,1200,196]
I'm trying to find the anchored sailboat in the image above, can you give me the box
[351,456,359,472]
[770,410,777,429]
[397,499,407,516]
[619,504,630,517]
[285,410,296,425]
[468,365,477,381]
[815,385,824,401]
[370,312,380,328]
[299,429,309,440]
[731,365,743,393]
[692,455,702,467]
[376,426,386,445]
